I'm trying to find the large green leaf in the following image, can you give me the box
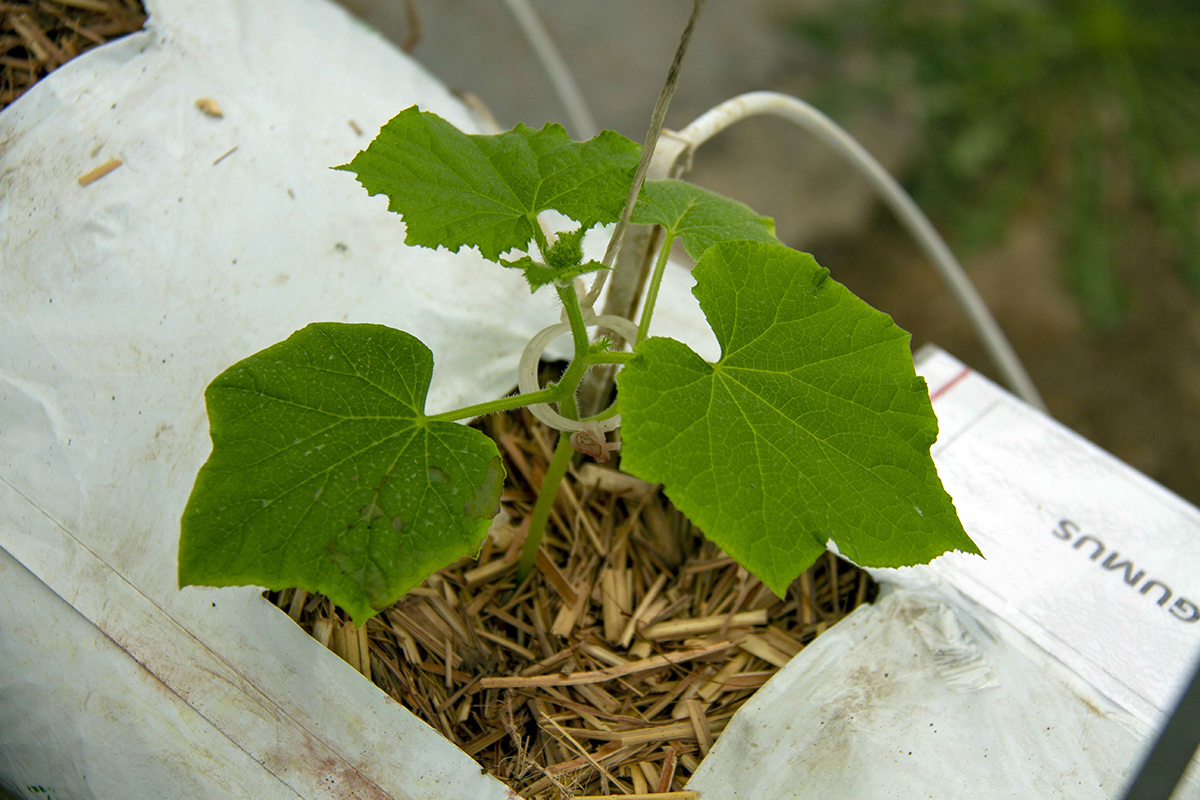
[179,323,504,624]
[617,240,977,596]
[631,179,780,260]
[336,107,640,262]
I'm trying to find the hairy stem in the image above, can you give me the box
[585,351,636,366]
[635,232,675,344]
[425,387,559,423]
[517,279,591,578]
[552,281,593,404]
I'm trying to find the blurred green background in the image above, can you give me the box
[796,0,1200,332]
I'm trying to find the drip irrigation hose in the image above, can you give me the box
[677,91,1047,412]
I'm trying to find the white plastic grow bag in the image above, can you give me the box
[5,0,1200,798]
[0,0,556,797]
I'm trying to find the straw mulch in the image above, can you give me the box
[270,402,876,799]
[1,0,146,110]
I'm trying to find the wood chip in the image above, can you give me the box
[630,762,648,793]
[576,462,654,495]
[463,554,514,588]
[685,697,713,756]
[697,651,752,702]
[357,623,372,681]
[735,632,792,668]
[286,588,307,621]
[619,573,668,647]
[601,567,625,642]
[311,617,332,647]
[535,545,577,605]
[656,747,678,793]
[50,0,112,11]
[9,11,64,65]
[212,145,237,166]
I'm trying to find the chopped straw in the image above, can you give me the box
[270,393,877,799]
[2,1,147,109]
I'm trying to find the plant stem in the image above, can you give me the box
[635,232,675,344]
[425,387,559,423]
[517,423,575,577]
[586,352,636,366]
[516,279,602,578]
[518,388,579,578]
[584,399,619,423]
[552,281,592,403]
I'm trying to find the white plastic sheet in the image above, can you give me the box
[1,0,555,797]
[689,577,1176,798]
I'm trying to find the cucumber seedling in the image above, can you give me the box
[177,105,979,624]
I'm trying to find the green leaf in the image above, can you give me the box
[335,107,640,262]
[179,323,505,624]
[501,256,608,293]
[631,179,780,260]
[617,240,977,596]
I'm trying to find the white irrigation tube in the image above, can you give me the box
[499,0,599,140]
[677,91,1047,412]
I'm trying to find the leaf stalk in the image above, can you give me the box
[425,387,559,423]
[635,232,676,344]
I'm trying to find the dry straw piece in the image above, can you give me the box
[77,157,121,186]
[1,1,147,109]
[195,97,223,118]
[271,403,876,799]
